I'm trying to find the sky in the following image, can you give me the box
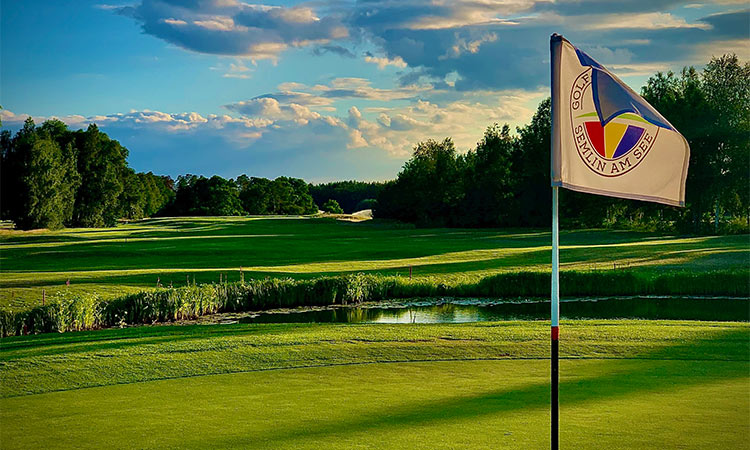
[1,1,748,182]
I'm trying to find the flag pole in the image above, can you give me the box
[549,32,562,450]
[551,185,560,450]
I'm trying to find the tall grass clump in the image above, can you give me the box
[0,291,101,336]
[1,269,747,337]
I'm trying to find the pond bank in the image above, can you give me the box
[2,270,748,336]
[180,296,750,325]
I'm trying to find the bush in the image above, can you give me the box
[322,199,344,214]
[354,199,377,211]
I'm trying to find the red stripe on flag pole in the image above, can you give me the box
[551,326,559,340]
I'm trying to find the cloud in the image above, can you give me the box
[694,38,750,60]
[109,1,749,93]
[312,44,356,58]
[339,1,747,92]
[344,90,547,156]
[1,108,272,142]
[698,9,750,37]
[118,0,348,61]
[221,60,253,78]
[232,78,434,113]
[581,12,711,30]
[346,0,534,32]
[250,91,334,107]
[363,53,408,69]
[439,32,498,60]
[535,0,689,15]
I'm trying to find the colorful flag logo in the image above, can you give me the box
[551,34,690,206]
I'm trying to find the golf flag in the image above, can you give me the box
[550,34,689,206]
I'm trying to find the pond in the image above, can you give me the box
[234,297,749,324]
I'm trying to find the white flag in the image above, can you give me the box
[550,34,689,206]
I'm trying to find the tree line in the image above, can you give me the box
[1,119,174,229]
[309,181,385,214]
[165,174,318,216]
[162,175,378,216]
[2,54,746,233]
[376,54,749,233]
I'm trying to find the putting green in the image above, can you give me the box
[1,321,748,449]
[1,359,747,449]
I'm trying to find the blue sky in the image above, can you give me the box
[1,0,747,182]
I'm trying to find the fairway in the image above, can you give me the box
[1,321,748,449]
[2,217,748,308]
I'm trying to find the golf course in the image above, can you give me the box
[3,1,749,448]
[1,216,748,448]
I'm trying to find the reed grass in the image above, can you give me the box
[1,269,747,337]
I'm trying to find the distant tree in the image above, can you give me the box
[0,118,80,229]
[0,119,34,222]
[309,181,386,213]
[701,55,750,228]
[18,137,71,229]
[119,168,145,220]
[2,119,172,228]
[237,176,317,215]
[322,199,344,214]
[138,172,174,217]
[171,175,243,216]
[460,124,516,226]
[276,177,317,214]
[511,98,554,227]
[72,124,126,227]
[205,176,244,215]
[238,176,273,214]
[376,138,464,226]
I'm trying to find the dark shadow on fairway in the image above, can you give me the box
[193,328,749,448]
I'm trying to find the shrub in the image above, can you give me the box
[321,199,344,214]
[354,199,377,211]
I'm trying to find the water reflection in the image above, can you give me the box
[239,297,749,324]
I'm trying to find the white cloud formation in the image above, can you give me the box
[1,109,272,143]
[363,54,408,69]
[120,0,348,62]
[343,90,546,156]
[440,32,498,60]
[399,1,530,30]
[581,12,712,30]
[694,38,750,60]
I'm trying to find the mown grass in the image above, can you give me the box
[1,217,748,309]
[0,320,748,449]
